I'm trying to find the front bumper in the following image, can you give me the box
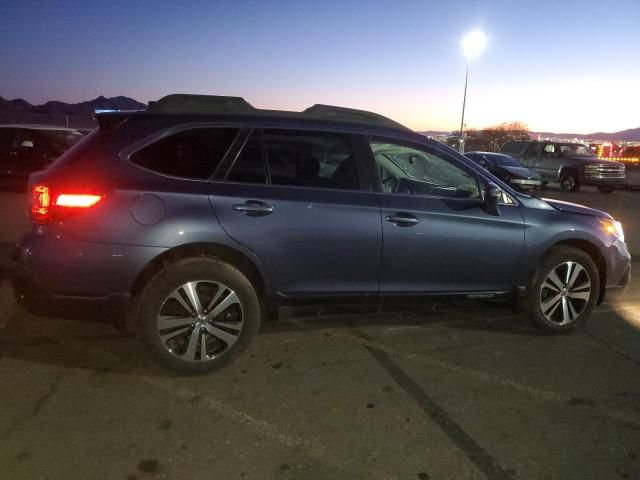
[582,175,625,187]
[602,239,632,302]
[509,178,542,189]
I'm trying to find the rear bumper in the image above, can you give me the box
[11,261,131,326]
[11,226,166,327]
[14,226,166,296]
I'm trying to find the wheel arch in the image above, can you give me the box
[559,165,580,182]
[123,242,270,333]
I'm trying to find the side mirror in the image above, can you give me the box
[479,159,489,169]
[483,183,502,216]
[21,140,34,148]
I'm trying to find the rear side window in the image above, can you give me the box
[226,131,267,184]
[264,129,359,190]
[131,128,238,179]
[226,129,360,190]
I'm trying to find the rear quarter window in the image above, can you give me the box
[130,127,239,179]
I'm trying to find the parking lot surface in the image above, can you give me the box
[0,186,639,479]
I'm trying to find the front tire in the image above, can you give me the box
[137,257,261,373]
[560,171,580,192]
[526,246,599,333]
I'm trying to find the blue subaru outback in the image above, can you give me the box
[11,94,631,373]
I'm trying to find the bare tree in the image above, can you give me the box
[463,121,530,152]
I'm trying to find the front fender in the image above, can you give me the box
[518,208,612,285]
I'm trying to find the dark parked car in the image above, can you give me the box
[12,95,631,373]
[465,151,541,190]
[0,125,84,188]
[500,140,625,193]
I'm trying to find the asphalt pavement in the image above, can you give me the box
[0,187,639,480]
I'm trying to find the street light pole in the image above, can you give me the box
[459,59,469,153]
[458,30,487,154]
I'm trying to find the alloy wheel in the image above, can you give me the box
[539,261,591,325]
[156,280,243,361]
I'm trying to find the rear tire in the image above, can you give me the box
[526,246,599,333]
[137,257,261,374]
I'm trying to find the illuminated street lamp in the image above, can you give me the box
[459,30,487,152]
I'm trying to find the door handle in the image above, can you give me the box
[385,213,419,226]
[232,200,273,217]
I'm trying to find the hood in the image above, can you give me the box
[542,198,612,219]
[500,165,541,179]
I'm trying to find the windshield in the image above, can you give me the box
[560,144,595,157]
[488,154,522,167]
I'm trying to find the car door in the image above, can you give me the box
[209,128,381,296]
[367,136,525,293]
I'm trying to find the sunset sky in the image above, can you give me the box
[1,0,639,133]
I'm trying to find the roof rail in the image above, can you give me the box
[302,104,407,130]
[145,94,408,130]
[148,94,256,114]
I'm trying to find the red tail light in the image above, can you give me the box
[31,184,103,222]
[55,194,102,208]
[31,185,53,221]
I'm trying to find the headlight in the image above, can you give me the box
[602,219,625,243]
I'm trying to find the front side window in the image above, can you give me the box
[370,140,480,199]
[542,143,557,156]
[131,127,239,179]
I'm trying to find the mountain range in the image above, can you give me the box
[529,128,640,142]
[0,96,146,116]
[1,96,638,141]
[420,128,640,142]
